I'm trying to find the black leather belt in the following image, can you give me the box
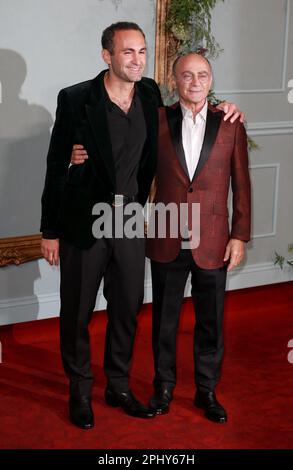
[110,193,138,207]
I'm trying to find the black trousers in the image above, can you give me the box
[151,249,227,393]
[59,233,145,398]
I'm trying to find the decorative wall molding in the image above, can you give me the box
[0,234,42,267]
[249,164,280,239]
[247,121,293,136]
[1,262,292,325]
[214,0,290,95]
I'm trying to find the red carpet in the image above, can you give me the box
[0,282,292,449]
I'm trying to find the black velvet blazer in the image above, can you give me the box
[40,70,162,248]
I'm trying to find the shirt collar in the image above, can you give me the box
[180,100,208,123]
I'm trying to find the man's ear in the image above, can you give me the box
[101,48,111,66]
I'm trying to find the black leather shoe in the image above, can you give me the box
[149,387,173,415]
[105,388,155,419]
[194,391,227,423]
[69,395,94,429]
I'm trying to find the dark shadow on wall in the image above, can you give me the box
[0,49,53,323]
[0,48,53,238]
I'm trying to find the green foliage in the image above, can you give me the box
[247,136,260,151]
[160,85,178,106]
[167,0,224,57]
[207,89,222,106]
[274,251,293,270]
[274,252,285,269]
[165,0,258,149]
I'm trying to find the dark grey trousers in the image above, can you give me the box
[151,249,227,392]
[59,233,145,398]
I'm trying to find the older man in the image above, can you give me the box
[146,53,251,423]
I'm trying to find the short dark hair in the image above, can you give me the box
[172,52,212,76]
[101,22,145,54]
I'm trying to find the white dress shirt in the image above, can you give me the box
[180,100,208,181]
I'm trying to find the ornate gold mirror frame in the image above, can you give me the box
[155,0,176,88]
[0,234,42,267]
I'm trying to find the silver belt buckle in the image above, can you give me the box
[112,194,124,207]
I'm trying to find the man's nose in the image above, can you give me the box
[191,75,200,85]
[131,53,142,64]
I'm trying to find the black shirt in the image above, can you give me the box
[104,86,147,196]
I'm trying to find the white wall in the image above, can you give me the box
[210,0,293,290]
[0,0,157,324]
[1,0,292,325]
[0,0,156,237]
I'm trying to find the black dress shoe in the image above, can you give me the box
[69,395,94,429]
[149,387,173,415]
[194,391,227,423]
[105,388,155,419]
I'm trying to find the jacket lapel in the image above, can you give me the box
[192,106,222,181]
[85,71,160,190]
[165,104,189,179]
[85,71,116,186]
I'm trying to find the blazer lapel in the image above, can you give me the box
[85,72,115,186]
[192,106,222,181]
[166,104,189,179]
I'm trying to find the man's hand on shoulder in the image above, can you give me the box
[216,101,245,124]
[41,238,60,266]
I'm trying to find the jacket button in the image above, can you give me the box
[188,187,193,193]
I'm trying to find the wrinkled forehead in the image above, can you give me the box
[176,55,211,74]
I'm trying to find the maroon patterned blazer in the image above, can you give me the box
[146,102,251,269]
